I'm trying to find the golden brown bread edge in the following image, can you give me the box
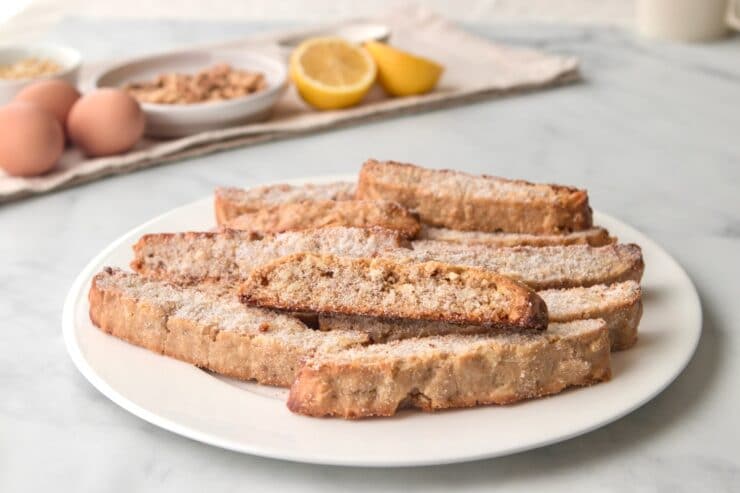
[239,252,549,331]
[356,159,593,234]
[88,267,368,387]
[287,319,612,418]
[224,199,421,238]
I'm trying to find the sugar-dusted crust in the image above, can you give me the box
[287,320,611,418]
[356,159,593,234]
[403,242,644,290]
[88,268,368,387]
[214,182,356,225]
[319,281,642,351]
[131,226,409,285]
[419,225,615,247]
[539,281,642,351]
[240,253,548,330]
[214,182,355,226]
[131,229,641,293]
[225,200,421,238]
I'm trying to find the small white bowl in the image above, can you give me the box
[95,50,287,138]
[276,20,391,49]
[0,43,81,104]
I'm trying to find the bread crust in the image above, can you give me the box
[214,182,356,225]
[356,159,593,234]
[88,268,368,387]
[287,320,612,418]
[225,200,421,238]
[319,281,642,351]
[239,253,548,330]
[419,225,615,247]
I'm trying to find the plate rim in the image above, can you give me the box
[62,174,702,467]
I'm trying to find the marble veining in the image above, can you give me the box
[1,19,739,492]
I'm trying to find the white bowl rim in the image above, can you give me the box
[93,49,288,114]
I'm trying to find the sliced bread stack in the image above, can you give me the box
[89,159,644,419]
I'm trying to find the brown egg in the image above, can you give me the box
[67,88,145,157]
[14,79,81,128]
[0,102,64,177]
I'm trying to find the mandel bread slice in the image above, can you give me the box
[131,226,407,285]
[287,319,612,418]
[402,242,644,290]
[319,281,642,351]
[225,199,421,238]
[541,281,642,350]
[214,182,356,225]
[356,159,593,234]
[239,253,549,330]
[88,267,369,387]
[419,225,615,247]
[132,229,641,292]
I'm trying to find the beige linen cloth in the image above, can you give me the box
[0,6,579,203]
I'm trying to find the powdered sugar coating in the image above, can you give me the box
[95,267,366,348]
[132,226,407,285]
[308,319,605,365]
[540,281,641,319]
[216,182,356,209]
[402,242,643,290]
[419,225,614,247]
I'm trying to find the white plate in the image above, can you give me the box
[95,50,287,138]
[62,174,702,467]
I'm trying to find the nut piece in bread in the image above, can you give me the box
[239,253,549,330]
[319,281,642,351]
[356,159,593,234]
[403,242,644,290]
[419,225,615,247]
[287,319,611,418]
[215,182,356,225]
[225,200,421,238]
[88,267,368,387]
[131,226,408,285]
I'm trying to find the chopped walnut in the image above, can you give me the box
[124,64,267,105]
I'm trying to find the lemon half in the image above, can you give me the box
[364,41,443,97]
[290,37,377,110]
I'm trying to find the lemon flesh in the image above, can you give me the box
[290,37,377,110]
[365,41,443,97]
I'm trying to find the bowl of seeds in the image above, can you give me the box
[95,50,287,138]
[0,43,81,103]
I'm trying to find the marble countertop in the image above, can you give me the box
[1,19,738,492]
